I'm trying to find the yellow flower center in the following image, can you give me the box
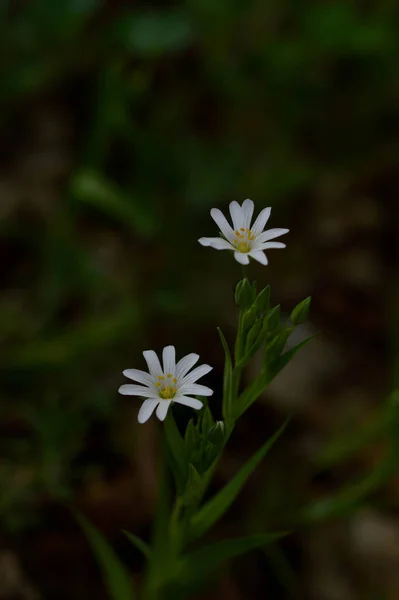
[156,375,177,399]
[233,228,255,253]
[159,386,177,399]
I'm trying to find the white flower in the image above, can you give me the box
[198,199,289,265]
[119,346,213,424]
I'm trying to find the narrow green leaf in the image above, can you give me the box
[235,278,255,310]
[218,327,233,423]
[181,532,287,584]
[75,513,135,600]
[237,335,315,419]
[277,335,315,371]
[164,410,188,494]
[182,464,205,508]
[123,531,150,559]
[189,420,288,541]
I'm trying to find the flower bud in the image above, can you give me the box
[208,421,225,444]
[235,278,255,310]
[291,297,311,326]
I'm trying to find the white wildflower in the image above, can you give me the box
[199,199,289,265]
[119,346,213,423]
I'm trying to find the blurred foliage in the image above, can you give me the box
[0,0,398,597]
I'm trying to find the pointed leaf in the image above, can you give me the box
[218,327,233,422]
[181,532,287,584]
[123,531,150,559]
[75,513,135,600]
[189,420,288,541]
[237,335,315,419]
[164,410,188,494]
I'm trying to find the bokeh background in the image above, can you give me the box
[1,1,398,598]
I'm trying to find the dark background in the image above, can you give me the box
[1,1,398,598]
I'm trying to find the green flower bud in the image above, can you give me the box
[235,278,255,310]
[208,421,225,444]
[291,297,311,326]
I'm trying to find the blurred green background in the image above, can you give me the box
[1,1,398,598]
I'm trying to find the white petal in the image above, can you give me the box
[256,228,289,243]
[198,237,234,250]
[210,208,234,242]
[179,384,214,397]
[234,252,250,265]
[175,353,199,380]
[241,199,254,229]
[229,201,244,230]
[123,368,153,386]
[162,345,176,376]
[156,400,171,421]
[249,250,268,265]
[256,241,286,250]
[173,396,203,410]
[118,384,157,397]
[251,207,271,235]
[138,399,159,423]
[179,364,213,386]
[143,350,163,378]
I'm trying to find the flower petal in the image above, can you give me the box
[229,201,244,230]
[138,399,159,423]
[179,364,213,386]
[210,208,234,242]
[179,384,214,397]
[251,207,271,235]
[174,396,203,410]
[123,368,153,386]
[118,384,157,397]
[162,345,176,377]
[143,350,163,378]
[175,353,199,380]
[256,228,289,243]
[242,199,254,229]
[257,241,286,250]
[198,237,234,250]
[156,400,171,421]
[234,251,250,265]
[249,250,268,265]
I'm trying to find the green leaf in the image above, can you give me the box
[254,285,270,315]
[114,10,193,56]
[180,532,287,584]
[277,335,315,372]
[123,531,150,559]
[164,410,189,495]
[266,305,281,335]
[235,278,255,310]
[182,464,205,508]
[70,169,157,237]
[218,327,233,423]
[75,513,135,600]
[188,420,288,541]
[237,335,315,419]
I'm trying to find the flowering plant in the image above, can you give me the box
[78,199,315,600]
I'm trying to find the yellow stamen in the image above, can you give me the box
[234,230,240,235]
[158,375,165,380]
[172,377,177,384]
[167,373,172,378]
[240,227,245,231]
[156,382,160,387]
[159,386,176,400]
